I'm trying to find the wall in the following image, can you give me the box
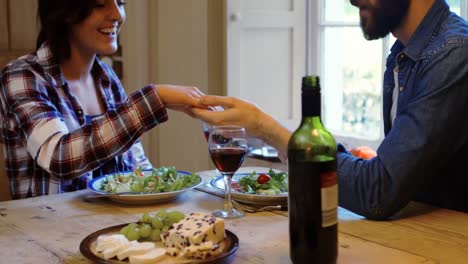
[0,0,38,201]
[121,0,225,173]
[0,0,37,75]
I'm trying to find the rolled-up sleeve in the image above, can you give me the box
[48,84,167,178]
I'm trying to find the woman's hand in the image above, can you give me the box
[155,85,206,116]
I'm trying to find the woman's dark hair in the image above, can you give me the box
[36,0,96,63]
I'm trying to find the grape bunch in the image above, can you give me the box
[120,209,185,242]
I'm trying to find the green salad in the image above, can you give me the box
[99,167,200,194]
[237,169,288,195]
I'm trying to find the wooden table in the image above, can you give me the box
[0,167,467,264]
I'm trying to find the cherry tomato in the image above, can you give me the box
[257,173,271,184]
[133,169,144,177]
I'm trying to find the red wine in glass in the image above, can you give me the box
[204,130,210,141]
[208,126,247,219]
[203,122,212,142]
[209,147,247,174]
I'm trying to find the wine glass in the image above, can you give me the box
[202,122,212,142]
[208,126,248,218]
[203,122,221,180]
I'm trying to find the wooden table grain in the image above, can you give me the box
[0,167,466,264]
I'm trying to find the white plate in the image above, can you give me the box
[208,170,288,206]
[88,170,202,205]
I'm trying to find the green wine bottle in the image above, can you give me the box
[288,75,338,264]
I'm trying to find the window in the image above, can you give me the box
[308,0,467,148]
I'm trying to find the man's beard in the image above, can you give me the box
[359,0,410,40]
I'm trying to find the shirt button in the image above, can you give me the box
[399,86,404,92]
[398,54,405,63]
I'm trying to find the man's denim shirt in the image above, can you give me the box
[337,0,468,219]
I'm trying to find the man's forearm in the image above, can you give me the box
[258,114,291,161]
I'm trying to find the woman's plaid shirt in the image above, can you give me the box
[0,44,168,199]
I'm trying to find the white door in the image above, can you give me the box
[226,0,306,130]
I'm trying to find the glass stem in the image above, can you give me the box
[223,173,234,213]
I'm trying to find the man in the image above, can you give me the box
[191,0,468,219]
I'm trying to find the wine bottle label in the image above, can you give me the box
[321,171,338,227]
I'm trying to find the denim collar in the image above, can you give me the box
[398,0,450,61]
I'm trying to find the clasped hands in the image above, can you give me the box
[157,85,264,137]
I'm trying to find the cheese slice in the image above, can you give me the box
[117,241,155,260]
[96,234,128,252]
[102,237,130,259]
[96,234,129,253]
[129,248,166,264]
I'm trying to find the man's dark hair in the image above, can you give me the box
[36,0,96,63]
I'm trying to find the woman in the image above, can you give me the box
[0,0,203,199]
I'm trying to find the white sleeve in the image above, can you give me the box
[27,118,69,172]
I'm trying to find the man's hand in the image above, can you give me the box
[350,146,377,159]
[189,95,265,137]
[189,95,292,160]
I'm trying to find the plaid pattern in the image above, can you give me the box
[0,44,168,199]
